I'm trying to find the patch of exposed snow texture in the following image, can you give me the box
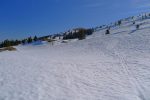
[0,16,150,100]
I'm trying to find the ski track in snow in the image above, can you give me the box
[0,17,150,100]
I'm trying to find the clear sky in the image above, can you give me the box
[0,0,150,40]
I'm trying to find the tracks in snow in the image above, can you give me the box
[115,52,147,100]
[100,36,149,100]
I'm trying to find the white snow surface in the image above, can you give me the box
[0,18,150,100]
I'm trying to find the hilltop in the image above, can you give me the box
[0,13,150,100]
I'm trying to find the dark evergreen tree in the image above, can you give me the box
[27,37,33,43]
[3,39,11,47]
[118,20,122,26]
[86,29,94,35]
[78,29,86,40]
[14,40,21,45]
[21,39,26,44]
[136,24,140,30]
[105,29,110,35]
[33,36,38,41]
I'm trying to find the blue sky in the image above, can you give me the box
[0,0,150,40]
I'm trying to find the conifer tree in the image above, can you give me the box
[105,29,110,35]
[78,29,86,40]
[22,39,26,44]
[27,37,33,43]
[34,36,38,41]
[136,24,140,30]
[118,20,122,26]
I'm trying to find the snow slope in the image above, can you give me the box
[0,16,150,100]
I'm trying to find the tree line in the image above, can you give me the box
[63,28,94,40]
[0,28,94,48]
[0,36,38,48]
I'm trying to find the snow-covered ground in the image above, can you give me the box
[0,17,150,100]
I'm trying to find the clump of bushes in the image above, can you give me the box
[63,28,94,40]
